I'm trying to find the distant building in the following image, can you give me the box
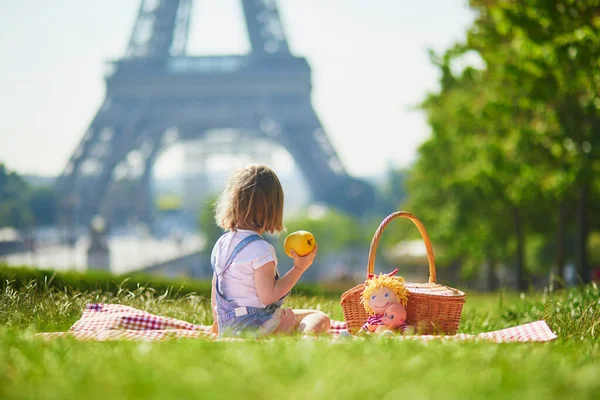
[0,228,26,255]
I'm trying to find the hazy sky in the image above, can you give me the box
[0,0,473,179]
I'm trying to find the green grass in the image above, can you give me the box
[0,264,341,300]
[1,275,599,400]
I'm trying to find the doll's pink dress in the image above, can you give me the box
[361,314,407,332]
[361,314,384,332]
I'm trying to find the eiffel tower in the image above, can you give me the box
[56,0,375,232]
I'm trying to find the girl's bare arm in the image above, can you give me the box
[211,274,218,322]
[254,245,318,305]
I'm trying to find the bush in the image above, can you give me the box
[0,265,344,299]
[0,265,212,298]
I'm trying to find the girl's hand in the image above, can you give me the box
[290,244,318,272]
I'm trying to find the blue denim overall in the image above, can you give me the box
[212,234,289,337]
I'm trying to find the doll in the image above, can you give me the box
[376,303,407,334]
[360,269,409,334]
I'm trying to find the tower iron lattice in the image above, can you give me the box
[56,0,376,232]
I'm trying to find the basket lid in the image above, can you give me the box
[405,282,465,297]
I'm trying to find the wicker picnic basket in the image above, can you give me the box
[340,211,466,334]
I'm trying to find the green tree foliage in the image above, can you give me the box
[197,195,224,249]
[468,0,600,284]
[404,0,600,289]
[407,56,524,287]
[278,207,370,253]
[375,165,408,214]
[0,166,59,229]
[0,164,32,229]
[29,187,58,226]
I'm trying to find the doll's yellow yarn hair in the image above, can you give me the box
[362,274,409,315]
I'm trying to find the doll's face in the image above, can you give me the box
[367,287,398,314]
[382,303,407,329]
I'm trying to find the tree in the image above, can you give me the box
[0,164,32,229]
[29,187,58,226]
[467,0,600,284]
[406,57,535,289]
[198,195,224,250]
[404,1,600,289]
[278,207,368,254]
[375,165,408,214]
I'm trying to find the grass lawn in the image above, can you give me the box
[1,279,599,400]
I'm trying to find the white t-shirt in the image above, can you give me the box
[211,229,278,308]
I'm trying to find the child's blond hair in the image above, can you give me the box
[215,164,284,233]
[362,274,409,315]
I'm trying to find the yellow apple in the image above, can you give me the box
[283,230,316,257]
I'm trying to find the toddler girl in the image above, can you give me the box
[211,164,331,336]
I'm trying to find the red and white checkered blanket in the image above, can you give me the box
[35,303,557,342]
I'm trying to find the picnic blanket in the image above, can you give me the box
[35,303,557,343]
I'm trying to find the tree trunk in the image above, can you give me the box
[554,201,566,290]
[575,185,590,284]
[486,251,498,291]
[513,207,527,291]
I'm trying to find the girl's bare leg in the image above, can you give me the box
[273,308,331,334]
[273,308,296,333]
[292,309,331,334]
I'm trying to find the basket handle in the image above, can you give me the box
[367,211,436,283]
